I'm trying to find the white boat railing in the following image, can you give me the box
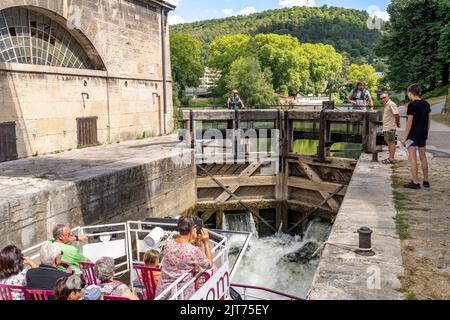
[21,219,257,300]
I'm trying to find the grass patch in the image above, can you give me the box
[397,273,418,299]
[422,86,448,100]
[395,214,411,239]
[391,163,413,239]
[34,174,48,180]
[431,113,450,127]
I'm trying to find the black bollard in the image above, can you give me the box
[355,227,375,256]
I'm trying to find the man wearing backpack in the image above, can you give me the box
[227,89,245,110]
[348,81,374,111]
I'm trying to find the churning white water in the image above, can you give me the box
[222,212,259,236]
[223,213,332,299]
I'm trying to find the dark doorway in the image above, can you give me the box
[77,117,98,147]
[0,122,18,162]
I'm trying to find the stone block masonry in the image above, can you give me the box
[0,135,196,250]
[307,152,404,300]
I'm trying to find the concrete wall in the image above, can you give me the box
[0,145,196,250]
[0,0,174,158]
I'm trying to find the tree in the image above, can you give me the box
[347,64,379,97]
[170,33,203,98]
[171,5,381,62]
[376,0,450,91]
[208,34,252,75]
[300,43,344,95]
[445,85,450,113]
[224,56,279,107]
[252,34,310,94]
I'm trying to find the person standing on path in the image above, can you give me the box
[401,84,431,189]
[381,92,400,164]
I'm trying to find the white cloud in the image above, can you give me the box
[166,0,180,6]
[222,8,234,16]
[222,6,257,17]
[238,6,257,16]
[279,0,316,7]
[168,15,185,25]
[367,5,390,21]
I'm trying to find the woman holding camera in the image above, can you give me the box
[155,216,213,300]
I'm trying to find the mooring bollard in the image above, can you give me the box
[355,227,375,256]
[358,226,373,250]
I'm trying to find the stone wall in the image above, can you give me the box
[0,141,196,250]
[0,0,174,158]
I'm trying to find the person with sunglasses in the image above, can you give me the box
[47,224,91,275]
[380,92,400,164]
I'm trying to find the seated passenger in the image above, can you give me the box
[95,256,139,300]
[191,217,217,290]
[83,284,105,300]
[54,275,83,300]
[47,224,91,275]
[142,249,161,286]
[26,243,68,291]
[0,245,37,300]
[155,216,213,300]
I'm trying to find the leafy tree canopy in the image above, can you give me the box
[376,0,449,91]
[224,56,279,107]
[347,64,379,96]
[170,33,203,98]
[171,5,381,63]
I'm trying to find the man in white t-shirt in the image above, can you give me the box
[381,92,400,164]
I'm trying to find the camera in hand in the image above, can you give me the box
[194,216,204,234]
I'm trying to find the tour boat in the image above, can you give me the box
[21,217,302,300]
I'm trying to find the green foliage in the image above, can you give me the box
[278,85,289,97]
[171,5,381,62]
[376,0,450,91]
[208,34,252,75]
[224,56,279,107]
[252,34,309,94]
[347,64,379,96]
[301,43,344,95]
[208,33,346,98]
[421,85,449,100]
[34,174,48,180]
[170,33,203,98]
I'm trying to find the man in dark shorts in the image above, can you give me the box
[401,84,431,189]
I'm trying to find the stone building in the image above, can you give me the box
[0,0,175,161]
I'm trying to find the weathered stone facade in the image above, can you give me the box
[0,0,174,159]
[0,136,196,250]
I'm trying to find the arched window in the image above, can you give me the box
[0,7,97,69]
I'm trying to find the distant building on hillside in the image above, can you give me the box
[185,67,220,97]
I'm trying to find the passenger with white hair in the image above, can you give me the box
[26,243,68,291]
[94,256,139,300]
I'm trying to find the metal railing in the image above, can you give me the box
[231,283,304,300]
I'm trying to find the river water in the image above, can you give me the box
[223,213,332,299]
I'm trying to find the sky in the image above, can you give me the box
[166,0,391,25]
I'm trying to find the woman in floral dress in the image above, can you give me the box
[155,216,213,300]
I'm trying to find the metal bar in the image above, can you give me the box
[231,283,303,300]
[229,233,253,281]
